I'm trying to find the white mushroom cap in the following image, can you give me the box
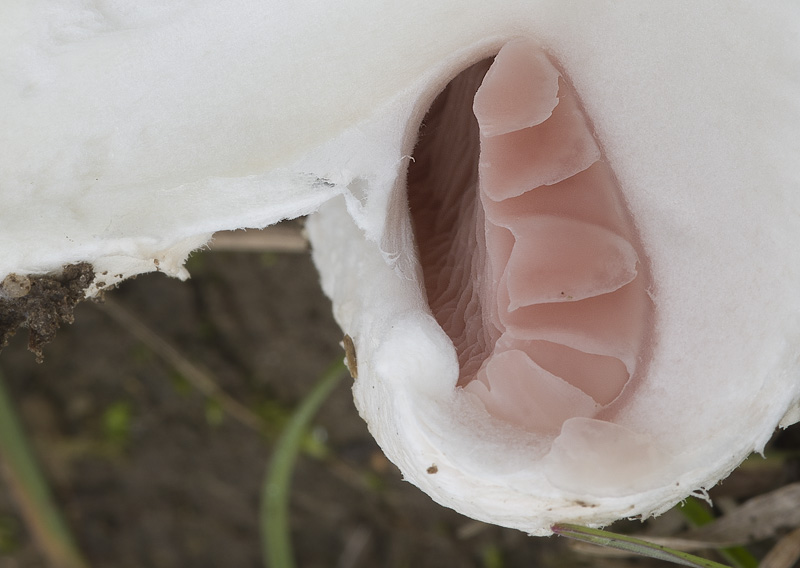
[3,0,800,534]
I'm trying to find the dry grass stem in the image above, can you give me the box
[96,298,265,433]
[684,483,800,545]
[760,526,800,568]
[209,226,307,253]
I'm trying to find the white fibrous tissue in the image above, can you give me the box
[3,0,800,534]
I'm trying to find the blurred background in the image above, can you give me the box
[0,223,797,568]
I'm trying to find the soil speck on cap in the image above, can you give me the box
[343,334,358,379]
[0,263,95,362]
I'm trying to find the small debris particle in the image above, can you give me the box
[343,334,358,379]
[314,178,336,188]
[1,274,32,299]
[0,263,95,362]
[427,464,438,474]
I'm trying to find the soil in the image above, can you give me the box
[0,239,797,568]
[0,263,94,362]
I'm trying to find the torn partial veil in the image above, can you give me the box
[2,0,800,535]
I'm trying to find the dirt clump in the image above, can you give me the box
[0,262,95,362]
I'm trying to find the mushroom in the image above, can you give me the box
[2,1,799,535]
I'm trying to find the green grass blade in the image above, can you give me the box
[260,359,346,568]
[679,498,759,568]
[680,496,716,526]
[552,523,731,568]
[0,367,89,568]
